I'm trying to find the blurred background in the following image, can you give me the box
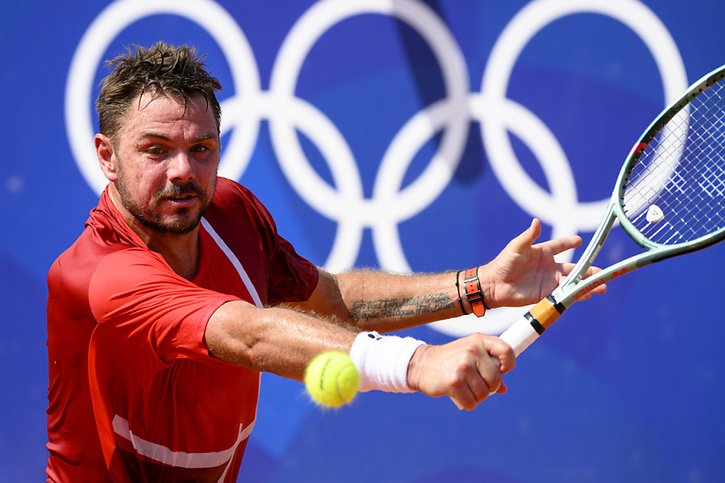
[1,0,723,481]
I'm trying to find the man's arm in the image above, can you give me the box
[290,269,462,333]
[203,300,514,410]
[288,218,606,333]
[204,300,356,381]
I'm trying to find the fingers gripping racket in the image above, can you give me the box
[500,65,725,357]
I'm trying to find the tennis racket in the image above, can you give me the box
[500,64,725,357]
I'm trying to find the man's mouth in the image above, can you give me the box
[156,183,205,209]
[162,193,198,207]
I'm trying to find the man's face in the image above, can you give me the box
[103,92,220,234]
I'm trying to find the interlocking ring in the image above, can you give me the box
[66,0,688,337]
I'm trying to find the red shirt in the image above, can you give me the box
[46,178,318,482]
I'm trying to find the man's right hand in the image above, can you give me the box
[406,334,515,411]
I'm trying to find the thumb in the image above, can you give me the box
[507,218,541,253]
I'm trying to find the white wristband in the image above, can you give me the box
[349,331,426,393]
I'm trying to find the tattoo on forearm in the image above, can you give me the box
[349,292,454,321]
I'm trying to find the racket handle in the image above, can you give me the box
[498,314,540,357]
[499,296,563,357]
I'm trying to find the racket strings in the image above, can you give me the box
[622,76,725,245]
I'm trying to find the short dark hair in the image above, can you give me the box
[96,41,222,139]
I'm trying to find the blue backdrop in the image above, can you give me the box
[1,0,723,481]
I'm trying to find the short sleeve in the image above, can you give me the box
[266,235,319,304]
[88,248,239,363]
[207,178,320,305]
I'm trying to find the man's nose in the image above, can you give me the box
[167,152,194,182]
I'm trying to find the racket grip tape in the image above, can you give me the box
[499,296,563,357]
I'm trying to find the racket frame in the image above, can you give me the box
[500,64,725,356]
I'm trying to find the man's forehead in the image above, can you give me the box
[120,92,218,134]
[132,90,210,115]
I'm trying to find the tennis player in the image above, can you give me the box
[46,42,602,481]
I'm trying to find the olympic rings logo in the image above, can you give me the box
[65,0,688,337]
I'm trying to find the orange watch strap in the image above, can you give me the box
[463,267,487,317]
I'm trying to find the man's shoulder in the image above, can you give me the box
[212,177,256,206]
[48,220,150,289]
[49,189,140,274]
[208,177,269,223]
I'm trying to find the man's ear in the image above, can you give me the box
[95,133,118,182]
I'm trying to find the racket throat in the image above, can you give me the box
[525,295,565,335]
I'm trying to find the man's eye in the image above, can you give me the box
[191,145,209,153]
[146,146,166,155]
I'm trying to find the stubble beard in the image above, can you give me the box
[115,168,215,235]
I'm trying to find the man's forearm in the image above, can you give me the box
[335,270,464,332]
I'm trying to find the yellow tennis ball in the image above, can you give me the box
[304,351,360,408]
